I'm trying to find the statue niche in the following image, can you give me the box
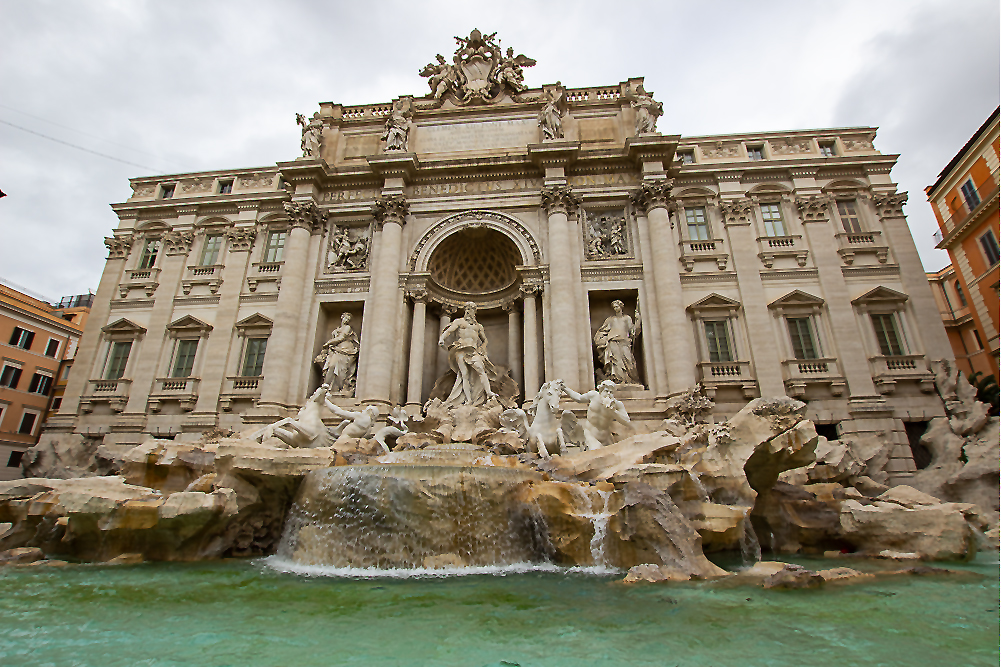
[591,297,644,388]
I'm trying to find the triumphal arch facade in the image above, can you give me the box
[46,30,954,480]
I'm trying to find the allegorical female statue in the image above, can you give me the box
[316,312,360,395]
[593,300,641,385]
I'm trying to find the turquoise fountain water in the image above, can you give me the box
[0,555,996,667]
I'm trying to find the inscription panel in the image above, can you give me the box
[413,118,538,155]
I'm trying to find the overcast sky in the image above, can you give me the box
[1,0,998,301]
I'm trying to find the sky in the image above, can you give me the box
[1,0,998,301]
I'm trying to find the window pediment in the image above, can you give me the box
[102,318,147,336]
[166,315,213,337]
[851,286,908,310]
[235,313,273,335]
[687,293,741,316]
[768,290,825,314]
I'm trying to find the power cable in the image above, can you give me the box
[0,118,164,172]
[0,103,187,169]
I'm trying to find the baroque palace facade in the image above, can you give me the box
[45,31,952,479]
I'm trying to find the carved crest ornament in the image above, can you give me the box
[419,29,536,105]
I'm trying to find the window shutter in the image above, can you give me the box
[8,328,20,346]
[10,368,22,389]
[23,331,34,350]
[28,374,40,393]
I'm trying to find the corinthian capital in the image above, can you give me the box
[630,179,675,214]
[161,230,194,256]
[795,195,832,223]
[104,234,135,260]
[540,185,580,217]
[372,194,409,228]
[226,226,258,252]
[873,192,908,218]
[284,200,326,233]
[719,198,754,225]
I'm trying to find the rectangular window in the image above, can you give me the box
[972,329,984,350]
[704,320,734,363]
[171,339,199,378]
[138,239,160,269]
[870,313,905,356]
[61,365,71,380]
[264,231,287,263]
[786,317,819,360]
[760,203,786,236]
[241,337,268,376]
[44,338,59,358]
[199,234,224,266]
[955,281,968,307]
[979,229,1000,266]
[51,397,62,411]
[7,450,24,467]
[18,411,37,435]
[9,327,34,350]
[0,365,22,389]
[837,200,863,233]
[27,373,53,395]
[217,180,233,195]
[819,142,835,157]
[685,207,710,241]
[677,151,695,164]
[105,341,132,380]
[960,179,981,210]
[747,146,764,161]
[159,184,175,199]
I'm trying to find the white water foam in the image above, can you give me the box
[260,555,620,579]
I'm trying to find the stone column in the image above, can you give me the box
[55,232,134,418]
[796,195,879,398]
[522,286,540,399]
[505,301,522,388]
[632,181,697,394]
[258,200,323,411]
[633,212,669,396]
[405,289,428,410]
[191,217,258,417]
[360,195,409,407]
[874,192,957,361]
[435,306,454,381]
[541,185,581,386]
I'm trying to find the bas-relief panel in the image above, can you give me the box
[413,118,538,154]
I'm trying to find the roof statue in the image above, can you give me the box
[419,29,536,105]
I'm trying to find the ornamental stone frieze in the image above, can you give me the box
[226,227,258,252]
[719,198,754,225]
[283,200,326,233]
[161,230,195,256]
[584,211,629,259]
[873,192,908,218]
[630,180,675,214]
[104,234,135,260]
[540,185,580,217]
[327,225,371,272]
[372,195,409,227]
[795,195,832,223]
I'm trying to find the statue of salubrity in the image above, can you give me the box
[593,299,642,386]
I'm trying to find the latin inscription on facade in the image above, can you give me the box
[413,118,538,155]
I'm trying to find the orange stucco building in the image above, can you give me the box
[0,283,90,480]
[926,107,1000,380]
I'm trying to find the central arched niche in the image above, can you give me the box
[428,227,522,297]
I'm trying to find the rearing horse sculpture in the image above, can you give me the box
[253,384,333,449]
[501,379,564,458]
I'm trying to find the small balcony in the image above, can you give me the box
[80,378,132,413]
[835,230,889,265]
[219,375,263,411]
[148,377,200,412]
[936,166,999,240]
[118,268,160,298]
[678,239,728,271]
[248,261,283,292]
[182,264,224,295]
[756,235,809,268]
[696,361,757,398]
[869,354,935,394]
[781,358,846,397]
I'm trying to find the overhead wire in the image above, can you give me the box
[0,118,164,173]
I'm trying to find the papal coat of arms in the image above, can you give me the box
[419,29,536,105]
